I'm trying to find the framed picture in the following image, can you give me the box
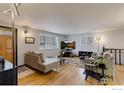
[25,37,35,44]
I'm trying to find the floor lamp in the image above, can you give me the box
[96,36,101,54]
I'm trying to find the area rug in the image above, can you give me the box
[18,66,35,79]
[64,57,84,68]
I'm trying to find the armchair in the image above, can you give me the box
[84,51,115,84]
[103,51,115,80]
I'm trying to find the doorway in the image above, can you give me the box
[0,26,17,85]
[0,34,13,63]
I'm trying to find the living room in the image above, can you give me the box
[0,3,124,86]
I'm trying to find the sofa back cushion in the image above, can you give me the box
[35,53,44,63]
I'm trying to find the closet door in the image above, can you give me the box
[0,36,6,58]
[0,36,13,63]
[0,36,3,57]
[0,26,17,85]
[5,36,13,63]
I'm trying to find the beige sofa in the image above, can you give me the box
[24,53,60,73]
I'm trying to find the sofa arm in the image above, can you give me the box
[24,53,41,66]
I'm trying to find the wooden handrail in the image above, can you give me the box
[103,47,123,65]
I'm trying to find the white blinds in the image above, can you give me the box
[39,34,58,49]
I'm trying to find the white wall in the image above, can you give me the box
[17,26,66,66]
[16,27,124,65]
[1,21,124,65]
[66,34,98,54]
[67,29,124,64]
[0,21,66,66]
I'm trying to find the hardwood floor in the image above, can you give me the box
[114,65,124,85]
[18,63,124,85]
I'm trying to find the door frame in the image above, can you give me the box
[0,25,18,85]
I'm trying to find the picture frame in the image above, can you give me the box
[25,37,35,44]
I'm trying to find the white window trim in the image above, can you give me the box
[80,35,96,47]
[39,34,59,50]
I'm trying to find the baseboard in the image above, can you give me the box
[17,64,26,68]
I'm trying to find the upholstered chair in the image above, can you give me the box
[103,51,115,80]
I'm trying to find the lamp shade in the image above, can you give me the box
[96,36,101,41]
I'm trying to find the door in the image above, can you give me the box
[0,36,3,56]
[0,26,17,85]
[0,35,13,63]
[5,36,13,63]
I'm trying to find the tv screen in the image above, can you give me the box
[61,41,75,49]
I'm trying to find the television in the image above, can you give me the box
[61,41,75,49]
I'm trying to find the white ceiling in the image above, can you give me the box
[0,3,124,34]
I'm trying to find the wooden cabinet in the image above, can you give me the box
[0,35,13,63]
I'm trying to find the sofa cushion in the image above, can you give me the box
[35,53,44,62]
[27,51,35,54]
[42,58,59,69]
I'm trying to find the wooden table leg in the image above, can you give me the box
[85,73,88,80]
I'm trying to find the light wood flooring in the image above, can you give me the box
[18,63,124,85]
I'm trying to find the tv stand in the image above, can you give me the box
[62,48,73,57]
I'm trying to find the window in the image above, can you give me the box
[80,35,95,47]
[39,35,45,49]
[39,34,58,49]
[87,36,94,46]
